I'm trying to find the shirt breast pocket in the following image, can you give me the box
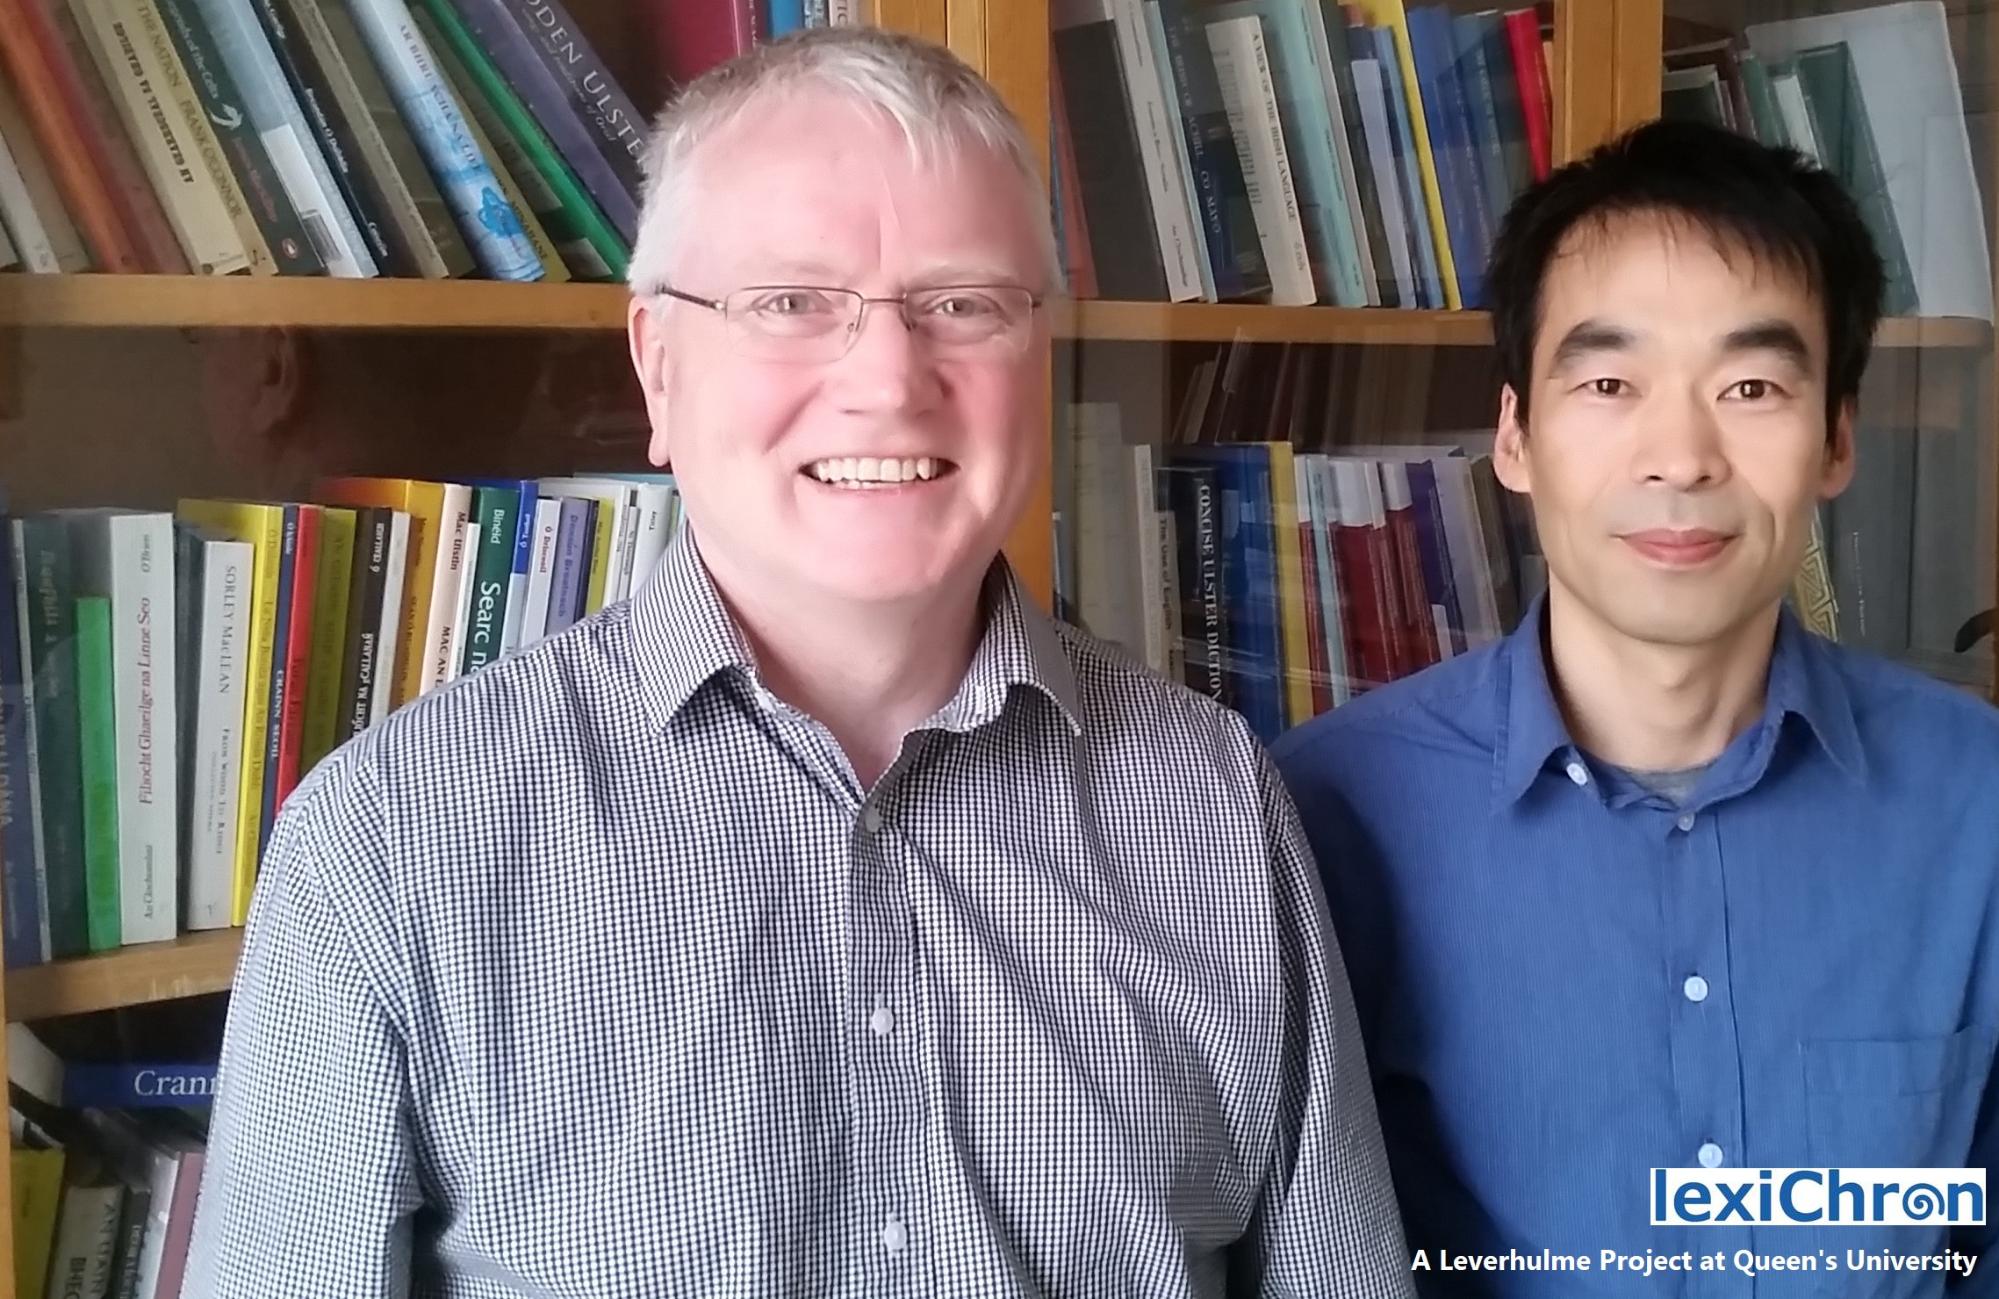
[1801,1026,1994,1297]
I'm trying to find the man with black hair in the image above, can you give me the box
[1274,117,1999,1294]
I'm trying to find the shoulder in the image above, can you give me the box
[1268,640,1504,783]
[1821,637,1999,765]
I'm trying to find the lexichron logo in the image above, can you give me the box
[1652,1169,1988,1226]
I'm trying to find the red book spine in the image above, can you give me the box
[1384,500,1440,671]
[644,0,758,91]
[1506,7,1552,181]
[1334,522,1396,691]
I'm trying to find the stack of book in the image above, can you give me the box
[0,0,857,282]
[1051,0,1554,308]
[0,472,685,968]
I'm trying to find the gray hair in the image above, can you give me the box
[625,26,1062,295]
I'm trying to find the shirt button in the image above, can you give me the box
[869,1006,895,1036]
[1683,975,1710,1003]
[861,805,883,834]
[880,1218,908,1254]
[1676,813,1696,833]
[1698,1142,1724,1169]
[1565,761,1589,787]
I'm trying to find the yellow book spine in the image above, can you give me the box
[302,506,357,772]
[316,479,446,712]
[1352,0,1461,308]
[1261,443,1314,726]
[583,505,613,614]
[10,1147,64,1299]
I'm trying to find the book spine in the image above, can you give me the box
[300,504,353,770]
[1205,16,1313,305]
[444,0,638,242]
[460,488,515,673]
[0,0,143,269]
[0,73,93,270]
[190,0,378,274]
[336,509,386,743]
[544,496,590,635]
[131,0,282,275]
[73,593,121,951]
[306,0,472,276]
[0,124,64,271]
[515,496,558,652]
[418,483,471,693]
[158,0,324,272]
[252,0,409,272]
[0,519,47,966]
[107,514,177,944]
[341,0,541,280]
[369,510,408,722]
[491,0,648,199]
[184,538,247,930]
[18,518,88,957]
[74,0,253,274]
[266,505,318,827]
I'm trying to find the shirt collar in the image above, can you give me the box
[630,528,1081,737]
[1490,593,1867,809]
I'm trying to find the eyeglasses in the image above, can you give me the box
[647,283,1043,362]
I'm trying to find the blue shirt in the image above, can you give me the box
[1272,598,1999,1297]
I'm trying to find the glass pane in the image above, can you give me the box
[1049,0,1556,309]
[1660,0,1997,695]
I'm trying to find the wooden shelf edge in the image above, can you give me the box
[6,929,243,1022]
[0,274,632,331]
[0,278,1983,350]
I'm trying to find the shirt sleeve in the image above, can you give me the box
[181,751,423,1299]
[1231,748,1415,1298]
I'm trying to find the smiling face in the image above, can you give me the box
[626,89,1050,616]
[1494,210,1857,652]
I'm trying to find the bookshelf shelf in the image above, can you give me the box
[5,931,243,1023]
[0,274,633,331]
[0,277,1980,353]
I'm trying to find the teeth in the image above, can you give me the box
[807,456,946,485]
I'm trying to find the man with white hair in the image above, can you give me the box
[183,27,1411,1297]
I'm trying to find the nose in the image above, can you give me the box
[1632,387,1731,491]
[830,298,939,414]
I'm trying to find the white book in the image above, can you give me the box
[190,0,377,275]
[60,510,180,944]
[624,482,675,601]
[9,521,52,961]
[184,536,251,931]
[514,498,561,654]
[443,518,479,684]
[74,0,252,275]
[1746,1,1991,320]
[1205,15,1316,305]
[0,121,60,272]
[1104,0,1204,300]
[1140,0,1216,300]
[1127,443,1170,674]
[370,511,409,723]
[537,478,639,609]
[0,77,88,272]
[1349,54,1418,309]
[419,484,472,694]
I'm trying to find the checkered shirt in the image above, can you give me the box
[182,531,1413,1298]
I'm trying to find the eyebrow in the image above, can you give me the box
[1720,319,1814,369]
[1547,319,1635,371]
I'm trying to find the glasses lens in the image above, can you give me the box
[908,287,1035,349]
[724,287,857,357]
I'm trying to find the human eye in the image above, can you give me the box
[1578,376,1630,398]
[921,290,1005,320]
[1720,378,1784,402]
[747,287,839,317]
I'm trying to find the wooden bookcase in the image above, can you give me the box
[0,0,1994,1293]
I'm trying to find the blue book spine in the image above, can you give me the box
[1157,0,1267,301]
[345,0,542,280]
[1401,462,1464,656]
[1452,13,1512,233]
[545,498,592,635]
[259,506,299,855]
[767,0,806,36]
[1177,447,1283,741]
[63,1063,218,1109]
[0,510,46,967]
[1368,24,1443,309]
[1406,5,1488,307]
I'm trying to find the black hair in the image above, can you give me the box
[1487,117,1885,433]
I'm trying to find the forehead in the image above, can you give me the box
[1535,211,1823,344]
[679,90,1042,279]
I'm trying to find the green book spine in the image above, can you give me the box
[73,595,120,953]
[461,488,518,675]
[413,0,629,279]
[1736,53,1786,148]
[1791,44,1917,316]
[17,517,88,958]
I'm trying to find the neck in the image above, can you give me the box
[702,549,987,791]
[1543,586,1780,773]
